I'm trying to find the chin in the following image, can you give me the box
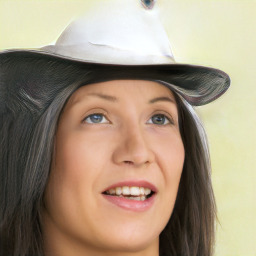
[93,226,159,254]
[102,237,158,254]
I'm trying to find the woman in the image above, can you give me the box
[0,1,230,255]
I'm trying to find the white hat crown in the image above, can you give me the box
[42,0,175,65]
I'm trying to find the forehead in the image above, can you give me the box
[67,80,176,107]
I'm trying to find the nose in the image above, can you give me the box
[112,125,155,167]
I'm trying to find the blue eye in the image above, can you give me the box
[148,114,172,125]
[84,113,108,124]
[141,0,156,9]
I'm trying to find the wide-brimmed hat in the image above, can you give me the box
[0,0,230,115]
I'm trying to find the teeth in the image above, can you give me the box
[105,186,152,197]
[145,188,151,196]
[122,186,130,195]
[121,195,147,201]
[109,188,115,195]
[116,187,122,195]
[130,187,140,196]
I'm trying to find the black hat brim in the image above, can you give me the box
[0,49,231,114]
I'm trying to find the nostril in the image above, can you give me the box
[123,160,151,166]
[124,160,133,165]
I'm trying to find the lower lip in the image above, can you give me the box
[102,194,156,212]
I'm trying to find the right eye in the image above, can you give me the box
[83,113,109,124]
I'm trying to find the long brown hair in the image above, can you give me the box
[0,58,216,256]
[160,95,216,256]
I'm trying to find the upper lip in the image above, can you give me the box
[102,180,158,193]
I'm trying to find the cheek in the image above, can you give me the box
[48,130,113,209]
[166,140,184,192]
[165,139,184,184]
[155,132,185,212]
[155,130,185,178]
[45,133,94,211]
[43,132,111,241]
[54,131,107,183]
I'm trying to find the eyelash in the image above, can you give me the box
[83,112,174,126]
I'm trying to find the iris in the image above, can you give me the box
[85,114,105,123]
[151,114,170,125]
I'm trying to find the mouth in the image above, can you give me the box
[101,181,157,211]
[102,186,155,201]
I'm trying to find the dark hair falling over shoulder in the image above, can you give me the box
[160,94,216,256]
[0,59,216,256]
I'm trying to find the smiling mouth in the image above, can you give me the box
[102,186,155,201]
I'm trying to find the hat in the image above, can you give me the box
[0,0,230,114]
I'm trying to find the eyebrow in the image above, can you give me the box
[149,96,175,104]
[86,93,118,102]
[78,93,175,104]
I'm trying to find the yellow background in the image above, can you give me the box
[0,0,255,255]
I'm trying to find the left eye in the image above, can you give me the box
[147,114,172,125]
[83,113,108,124]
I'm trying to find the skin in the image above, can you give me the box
[42,80,185,256]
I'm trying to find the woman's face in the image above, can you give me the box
[43,80,185,256]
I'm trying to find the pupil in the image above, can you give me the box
[153,115,164,124]
[91,114,102,123]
